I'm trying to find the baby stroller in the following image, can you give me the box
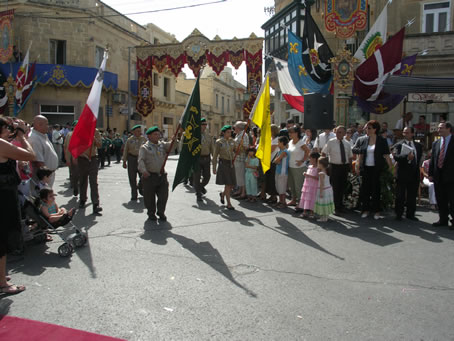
[18,179,88,257]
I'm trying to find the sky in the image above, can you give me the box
[102,0,274,85]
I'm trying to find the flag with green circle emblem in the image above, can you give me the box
[172,75,201,191]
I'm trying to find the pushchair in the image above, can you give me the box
[18,179,88,257]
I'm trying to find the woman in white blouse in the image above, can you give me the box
[287,126,310,206]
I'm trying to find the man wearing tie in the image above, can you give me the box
[429,122,454,229]
[322,126,353,215]
[392,127,423,221]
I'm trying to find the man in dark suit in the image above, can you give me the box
[429,122,454,229]
[393,127,423,221]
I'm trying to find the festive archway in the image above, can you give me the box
[135,29,263,117]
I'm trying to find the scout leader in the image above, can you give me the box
[123,125,147,201]
[193,118,213,202]
[138,126,175,222]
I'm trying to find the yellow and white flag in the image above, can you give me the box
[250,74,271,173]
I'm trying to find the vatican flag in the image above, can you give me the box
[250,74,271,173]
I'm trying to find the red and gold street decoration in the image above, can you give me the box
[136,56,154,117]
[325,0,368,39]
[0,9,14,64]
[135,29,263,117]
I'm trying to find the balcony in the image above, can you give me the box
[0,63,118,90]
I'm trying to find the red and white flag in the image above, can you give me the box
[273,57,304,112]
[15,44,36,111]
[354,27,405,102]
[69,51,108,159]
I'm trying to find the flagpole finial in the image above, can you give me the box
[419,49,429,56]
[105,44,111,53]
[406,17,415,27]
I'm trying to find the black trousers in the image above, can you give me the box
[395,174,419,218]
[143,173,169,217]
[127,154,142,199]
[330,163,350,211]
[434,176,454,224]
[114,146,122,162]
[193,155,211,196]
[98,149,105,168]
[359,166,382,213]
[78,156,99,204]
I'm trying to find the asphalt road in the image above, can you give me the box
[2,155,454,340]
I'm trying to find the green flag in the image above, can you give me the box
[172,75,201,191]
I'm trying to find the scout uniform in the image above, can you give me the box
[212,125,236,186]
[138,126,173,221]
[78,129,103,214]
[123,125,147,201]
[63,120,79,196]
[112,134,124,163]
[193,118,213,200]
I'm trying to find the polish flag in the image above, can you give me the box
[273,57,304,112]
[69,51,108,159]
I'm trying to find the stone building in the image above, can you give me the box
[0,0,178,134]
[263,0,454,128]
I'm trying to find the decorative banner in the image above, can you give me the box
[325,0,368,39]
[228,49,244,70]
[0,9,14,64]
[243,49,262,116]
[152,55,168,73]
[206,51,229,75]
[136,56,154,117]
[167,54,186,77]
[0,70,7,114]
[186,53,207,77]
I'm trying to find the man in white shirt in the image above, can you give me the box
[29,115,59,187]
[314,129,335,152]
[52,124,64,166]
[322,126,353,215]
[395,112,413,130]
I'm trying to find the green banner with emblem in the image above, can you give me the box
[172,75,201,191]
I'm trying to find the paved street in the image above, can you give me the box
[2,155,454,340]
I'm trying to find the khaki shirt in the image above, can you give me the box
[200,132,214,156]
[123,135,147,160]
[138,140,172,174]
[63,131,73,161]
[212,137,235,167]
[79,129,102,159]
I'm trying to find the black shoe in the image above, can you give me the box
[93,204,103,214]
[131,197,138,201]
[148,214,157,221]
[79,200,86,208]
[73,189,79,196]
[158,214,167,221]
[406,216,419,221]
[197,195,203,202]
[201,187,207,195]
[432,221,448,227]
[395,216,402,221]
[333,210,343,217]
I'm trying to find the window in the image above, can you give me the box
[163,77,170,98]
[163,117,173,125]
[423,1,450,33]
[222,96,225,114]
[50,39,66,64]
[227,98,230,113]
[216,94,219,108]
[153,73,159,86]
[95,46,104,68]
[40,104,74,115]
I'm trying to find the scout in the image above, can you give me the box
[123,125,147,201]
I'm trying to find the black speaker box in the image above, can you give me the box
[304,93,334,130]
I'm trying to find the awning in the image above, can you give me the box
[383,75,454,95]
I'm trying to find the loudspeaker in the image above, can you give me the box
[304,93,334,130]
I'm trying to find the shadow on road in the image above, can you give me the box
[141,225,257,298]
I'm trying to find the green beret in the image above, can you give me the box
[131,124,141,131]
[221,125,232,132]
[146,126,160,135]
[72,120,78,127]
[201,118,207,123]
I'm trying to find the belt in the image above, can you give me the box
[128,154,138,157]
[200,154,210,157]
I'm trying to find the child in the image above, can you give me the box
[298,152,320,218]
[245,147,260,202]
[40,187,75,227]
[36,166,54,191]
[314,157,335,222]
[273,136,290,208]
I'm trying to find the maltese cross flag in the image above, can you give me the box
[354,27,405,102]
[69,51,108,159]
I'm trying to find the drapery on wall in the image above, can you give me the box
[135,29,263,117]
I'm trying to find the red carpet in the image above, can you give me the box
[0,315,126,341]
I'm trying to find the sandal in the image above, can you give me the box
[276,203,287,209]
[219,193,225,205]
[46,234,53,242]
[1,284,26,295]
[227,205,235,210]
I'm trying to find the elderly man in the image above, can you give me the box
[28,115,59,187]
[193,118,213,201]
[123,125,147,201]
[232,121,249,199]
[322,126,353,215]
[314,128,335,153]
[138,126,174,221]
